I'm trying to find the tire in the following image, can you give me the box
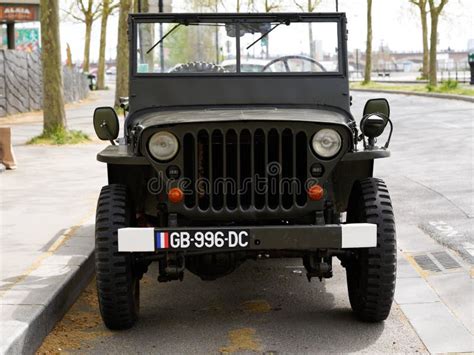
[169,61,227,73]
[95,184,139,330]
[345,178,396,322]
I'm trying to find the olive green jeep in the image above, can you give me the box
[93,12,396,329]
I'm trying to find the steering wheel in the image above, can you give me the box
[262,55,327,73]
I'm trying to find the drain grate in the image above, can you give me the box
[413,254,441,272]
[431,251,461,270]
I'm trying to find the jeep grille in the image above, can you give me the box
[182,128,308,212]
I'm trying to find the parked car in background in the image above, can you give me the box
[106,66,117,75]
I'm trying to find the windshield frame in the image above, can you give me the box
[130,13,347,78]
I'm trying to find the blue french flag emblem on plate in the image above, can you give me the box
[156,231,169,249]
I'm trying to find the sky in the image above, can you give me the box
[19,0,474,64]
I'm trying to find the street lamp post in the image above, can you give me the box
[469,52,474,85]
[6,23,15,50]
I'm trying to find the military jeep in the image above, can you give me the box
[93,12,396,330]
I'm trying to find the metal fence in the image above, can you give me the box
[0,49,89,117]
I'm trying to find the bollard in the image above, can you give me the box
[0,127,17,170]
[469,52,474,85]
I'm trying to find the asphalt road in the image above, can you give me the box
[38,92,473,354]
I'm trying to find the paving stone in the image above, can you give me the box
[400,302,474,353]
[0,264,79,306]
[397,255,421,279]
[427,271,474,334]
[397,224,442,253]
[0,304,47,355]
[395,277,439,305]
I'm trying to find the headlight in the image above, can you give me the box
[148,131,179,161]
[312,129,342,158]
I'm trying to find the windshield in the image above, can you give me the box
[135,20,340,74]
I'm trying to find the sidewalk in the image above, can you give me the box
[0,89,113,354]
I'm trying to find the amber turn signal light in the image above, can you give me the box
[307,184,324,201]
[168,188,184,203]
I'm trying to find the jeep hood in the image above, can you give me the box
[129,108,353,130]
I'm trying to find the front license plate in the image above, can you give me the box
[155,230,250,250]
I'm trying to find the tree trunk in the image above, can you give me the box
[363,0,372,84]
[115,0,132,107]
[429,12,439,86]
[40,0,66,132]
[83,18,93,72]
[420,5,429,78]
[97,0,110,90]
[138,0,154,72]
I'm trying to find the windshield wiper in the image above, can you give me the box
[146,23,182,54]
[246,22,283,50]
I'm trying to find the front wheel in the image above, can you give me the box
[345,178,397,322]
[95,184,140,330]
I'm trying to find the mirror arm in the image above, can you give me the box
[361,135,367,149]
[100,120,118,146]
[383,118,394,149]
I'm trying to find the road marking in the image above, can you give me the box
[0,210,94,297]
[219,328,262,354]
[462,242,474,257]
[428,221,464,238]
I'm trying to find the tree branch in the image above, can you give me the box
[63,8,86,23]
[293,0,305,12]
[77,0,87,14]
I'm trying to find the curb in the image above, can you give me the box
[0,223,95,355]
[351,88,474,103]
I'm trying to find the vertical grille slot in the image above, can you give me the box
[267,129,279,210]
[226,130,238,210]
[211,130,224,210]
[183,133,195,208]
[197,130,210,210]
[281,129,294,210]
[295,131,307,206]
[239,129,252,210]
[254,129,266,210]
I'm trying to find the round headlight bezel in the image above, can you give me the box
[311,128,342,159]
[148,131,179,162]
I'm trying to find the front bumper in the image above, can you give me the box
[117,223,377,253]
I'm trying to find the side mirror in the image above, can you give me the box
[363,98,390,118]
[360,99,393,149]
[93,107,119,142]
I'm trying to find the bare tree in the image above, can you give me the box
[428,0,449,86]
[252,0,282,57]
[66,0,102,72]
[264,0,282,12]
[97,0,119,90]
[137,0,156,73]
[40,0,66,132]
[115,0,133,106]
[363,0,373,84]
[409,0,429,79]
[294,0,321,58]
